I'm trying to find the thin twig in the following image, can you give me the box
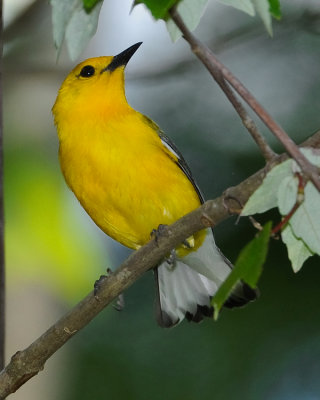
[169,8,275,161]
[0,131,319,399]
[0,0,5,372]
[213,74,276,160]
[169,7,320,191]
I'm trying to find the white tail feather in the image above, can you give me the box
[155,229,232,327]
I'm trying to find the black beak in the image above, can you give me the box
[102,42,142,73]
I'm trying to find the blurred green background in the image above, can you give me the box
[3,0,320,399]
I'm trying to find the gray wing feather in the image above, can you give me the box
[141,115,258,327]
[141,114,205,204]
[158,130,205,204]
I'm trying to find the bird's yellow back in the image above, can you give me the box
[53,56,204,252]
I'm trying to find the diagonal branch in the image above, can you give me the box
[169,7,320,191]
[211,73,276,161]
[0,131,319,399]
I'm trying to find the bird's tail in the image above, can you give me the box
[154,229,257,328]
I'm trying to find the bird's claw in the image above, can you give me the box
[94,268,112,299]
[150,224,168,245]
[165,249,177,270]
[182,238,194,249]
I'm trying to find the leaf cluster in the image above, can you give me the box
[51,0,282,60]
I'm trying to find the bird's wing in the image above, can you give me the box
[142,115,205,204]
[141,116,258,327]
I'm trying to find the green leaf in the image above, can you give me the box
[50,0,78,52]
[212,222,272,319]
[242,147,320,273]
[218,0,280,36]
[252,0,272,36]
[281,225,314,273]
[268,0,281,19]
[277,175,298,215]
[65,0,103,60]
[241,159,292,216]
[83,0,102,12]
[50,0,103,60]
[166,0,209,42]
[216,0,255,16]
[135,0,177,19]
[276,149,320,258]
[289,182,320,255]
[300,147,320,168]
[242,147,320,217]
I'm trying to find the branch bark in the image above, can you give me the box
[169,7,320,191]
[0,131,319,399]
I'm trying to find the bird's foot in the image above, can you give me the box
[94,267,112,299]
[151,224,193,248]
[150,224,168,245]
[165,248,177,270]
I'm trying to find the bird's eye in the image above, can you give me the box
[79,65,95,78]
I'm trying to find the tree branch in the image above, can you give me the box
[169,7,320,191]
[210,73,276,161]
[0,131,319,399]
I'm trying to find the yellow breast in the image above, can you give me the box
[58,111,203,251]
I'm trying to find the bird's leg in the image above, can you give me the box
[151,223,193,249]
[94,267,112,298]
[94,269,126,309]
[150,225,177,268]
[151,224,195,269]
[165,248,177,270]
[150,224,168,244]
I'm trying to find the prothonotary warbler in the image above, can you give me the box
[52,42,257,327]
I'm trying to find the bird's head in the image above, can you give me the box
[52,42,142,126]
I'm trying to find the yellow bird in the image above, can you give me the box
[52,43,256,327]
